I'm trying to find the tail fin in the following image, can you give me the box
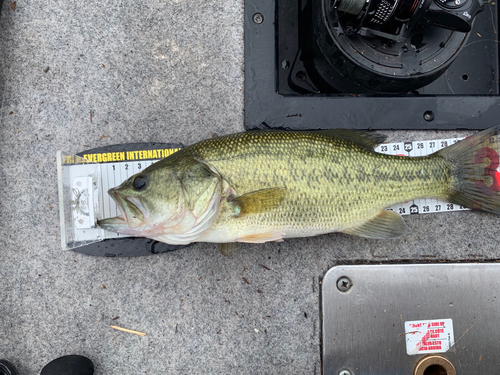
[439,125,500,215]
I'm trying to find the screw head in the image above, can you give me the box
[253,13,264,24]
[339,369,353,375]
[337,276,352,292]
[345,26,355,36]
[423,110,434,122]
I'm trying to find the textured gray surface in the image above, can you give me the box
[1,1,500,374]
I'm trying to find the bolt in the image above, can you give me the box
[339,370,353,375]
[337,277,352,292]
[345,26,355,36]
[253,13,263,24]
[296,71,307,81]
[423,110,434,122]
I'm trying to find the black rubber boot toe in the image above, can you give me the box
[0,360,19,375]
[40,355,94,375]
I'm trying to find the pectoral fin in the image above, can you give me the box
[218,242,240,257]
[231,188,287,217]
[342,210,406,239]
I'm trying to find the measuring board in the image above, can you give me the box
[57,143,185,255]
[58,134,493,254]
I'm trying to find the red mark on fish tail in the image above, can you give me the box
[474,148,500,194]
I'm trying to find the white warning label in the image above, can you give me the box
[404,319,455,355]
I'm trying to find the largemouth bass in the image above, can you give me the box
[98,127,500,255]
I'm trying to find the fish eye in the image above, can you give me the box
[132,176,148,191]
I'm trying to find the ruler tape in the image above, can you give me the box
[58,136,473,249]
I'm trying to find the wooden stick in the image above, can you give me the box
[110,325,146,336]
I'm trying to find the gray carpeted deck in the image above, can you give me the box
[1,1,498,374]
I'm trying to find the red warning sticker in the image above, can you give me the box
[404,319,454,355]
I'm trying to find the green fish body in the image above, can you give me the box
[98,127,500,252]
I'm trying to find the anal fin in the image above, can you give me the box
[342,210,406,239]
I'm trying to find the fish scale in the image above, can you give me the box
[184,131,450,239]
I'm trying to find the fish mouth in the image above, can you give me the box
[97,189,145,234]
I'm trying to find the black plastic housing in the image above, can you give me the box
[244,0,500,130]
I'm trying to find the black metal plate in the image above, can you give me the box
[244,0,500,130]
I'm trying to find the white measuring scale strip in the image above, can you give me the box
[58,135,484,250]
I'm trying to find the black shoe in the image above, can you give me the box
[0,360,18,375]
[40,355,94,375]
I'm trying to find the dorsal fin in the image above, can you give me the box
[315,129,387,149]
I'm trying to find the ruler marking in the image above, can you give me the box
[109,164,116,218]
[102,164,110,219]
